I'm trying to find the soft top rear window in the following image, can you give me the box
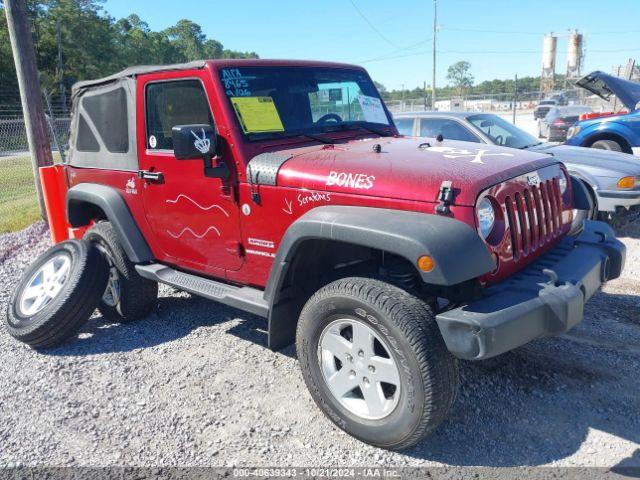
[82,87,129,153]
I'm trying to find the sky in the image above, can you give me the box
[101,0,640,91]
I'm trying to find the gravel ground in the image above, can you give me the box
[0,217,639,469]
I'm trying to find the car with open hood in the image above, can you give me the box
[566,70,640,157]
[6,59,625,451]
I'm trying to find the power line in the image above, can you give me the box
[356,46,640,64]
[441,26,541,36]
[440,26,640,37]
[348,0,402,49]
[356,36,433,63]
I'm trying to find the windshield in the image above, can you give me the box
[218,66,392,140]
[467,114,540,149]
[558,106,592,116]
[539,100,555,105]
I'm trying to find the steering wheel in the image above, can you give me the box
[315,113,343,124]
[494,134,504,145]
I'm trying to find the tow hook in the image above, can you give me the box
[543,268,560,287]
[435,180,454,215]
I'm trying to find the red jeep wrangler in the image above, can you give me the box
[6,59,625,450]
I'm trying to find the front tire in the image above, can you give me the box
[84,222,158,322]
[296,277,459,450]
[591,139,622,152]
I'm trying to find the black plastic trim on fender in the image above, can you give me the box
[66,183,153,263]
[265,205,495,303]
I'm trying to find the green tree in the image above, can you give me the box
[0,0,259,108]
[446,60,474,97]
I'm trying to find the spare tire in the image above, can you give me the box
[5,239,109,349]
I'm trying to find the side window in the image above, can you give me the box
[394,118,414,136]
[76,115,100,152]
[419,118,480,143]
[146,80,213,150]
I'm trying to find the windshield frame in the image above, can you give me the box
[215,65,396,142]
[466,113,541,149]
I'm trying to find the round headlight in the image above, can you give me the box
[477,197,495,239]
[559,176,568,194]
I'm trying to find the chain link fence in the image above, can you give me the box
[0,110,69,234]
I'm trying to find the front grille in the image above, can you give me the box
[504,178,563,260]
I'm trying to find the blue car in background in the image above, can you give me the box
[566,71,640,156]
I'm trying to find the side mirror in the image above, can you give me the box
[171,124,229,180]
[172,124,216,159]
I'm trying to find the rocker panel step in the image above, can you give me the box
[135,264,269,318]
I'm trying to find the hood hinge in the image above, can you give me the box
[435,180,454,215]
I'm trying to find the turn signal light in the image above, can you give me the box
[417,255,436,272]
[617,176,636,189]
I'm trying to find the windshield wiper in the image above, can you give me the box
[322,122,392,137]
[354,124,393,137]
[299,133,334,144]
[520,142,543,149]
[246,131,333,144]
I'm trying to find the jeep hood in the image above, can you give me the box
[576,71,640,112]
[271,137,558,206]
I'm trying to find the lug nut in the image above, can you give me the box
[349,370,356,378]
[368,365,375,373]
[363,377,370,386]
[345,354,353,362]
[358,349,364,358]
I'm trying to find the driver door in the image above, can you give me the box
[137,74,242,274]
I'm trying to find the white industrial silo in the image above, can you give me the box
[540,34,557,96]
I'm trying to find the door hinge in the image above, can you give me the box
[226,241,244,257]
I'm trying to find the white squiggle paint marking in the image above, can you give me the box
[167,226,221,239]
[166,195,229,217]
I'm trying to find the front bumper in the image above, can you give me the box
[435,221,626,360]
[597,189,640,211]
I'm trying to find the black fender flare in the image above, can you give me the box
[265,206,495,303]
[66,183,153,263]
[264,206,495,349]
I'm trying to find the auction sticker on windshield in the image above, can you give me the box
[231,96,285,133]
[358,95,389,124]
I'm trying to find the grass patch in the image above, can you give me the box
[0,154,60,234]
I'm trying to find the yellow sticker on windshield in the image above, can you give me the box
[230,96,284,133]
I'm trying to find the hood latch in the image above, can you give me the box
[435,180,454,215]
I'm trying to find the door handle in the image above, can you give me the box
[138,170,164,184]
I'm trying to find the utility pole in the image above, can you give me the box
[423,80,427,111]
[512,74,518,124]
[432,0,437,110]
[4,0,53,217]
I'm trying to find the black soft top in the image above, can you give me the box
[71,60,207,95]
